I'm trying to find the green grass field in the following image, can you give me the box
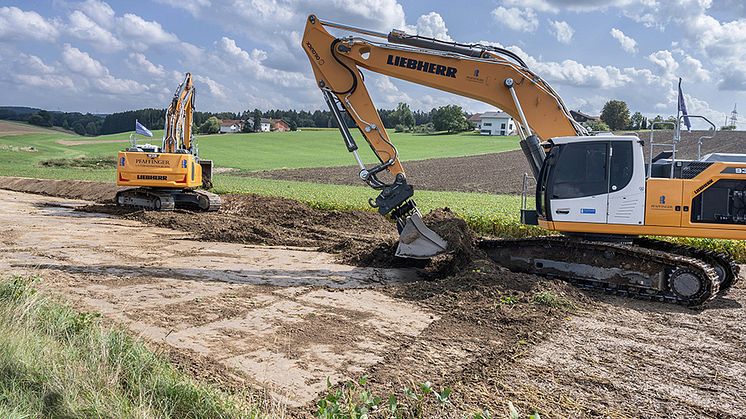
[0,123,526,233]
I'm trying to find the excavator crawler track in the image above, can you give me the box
[478,236,720,306]
[116,188,221,212]
[632,237,739,293]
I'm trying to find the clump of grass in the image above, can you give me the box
[0,275,266,418]
[316,376,451,418]
[530,291,576,311]
[39,156,116,169]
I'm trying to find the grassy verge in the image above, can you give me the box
[0,276,269,418]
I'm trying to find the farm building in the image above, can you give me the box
[219,119,243,133]
[243,118,290,132]
[570,110,600,123]
[478,111,514,136]
[468,113,482,130]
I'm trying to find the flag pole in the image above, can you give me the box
[675,78,682,143]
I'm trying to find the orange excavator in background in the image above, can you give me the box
[116,73,220,211]
[302,15,744,305]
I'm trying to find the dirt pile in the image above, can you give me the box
[124,193,399,252]
[0,176,121,203]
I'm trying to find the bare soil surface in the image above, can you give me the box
[1,179,745,417]
[250,130,746,195]
[0,120,60,136]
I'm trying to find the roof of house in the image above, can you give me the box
[467,113,482,122]
[570,110,600,121]
[219,119,243,127]
[480,111,512,119]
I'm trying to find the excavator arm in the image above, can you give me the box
[302,15,584,258]
[163,73,195,154]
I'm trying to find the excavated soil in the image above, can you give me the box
[1,177,745,417]
[250,130,746,195]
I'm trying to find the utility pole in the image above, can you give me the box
[729,103,738,127]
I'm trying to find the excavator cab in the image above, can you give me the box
[535,136,645,228]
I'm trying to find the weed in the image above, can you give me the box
[530,291,576,311]
[316,376,451,418]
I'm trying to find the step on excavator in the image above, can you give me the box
[115,73,220,211]
[302,15,743,306]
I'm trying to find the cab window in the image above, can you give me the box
[550,142,608,199]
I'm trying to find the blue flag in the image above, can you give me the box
[678,78,691,131]
[135,119,153,137]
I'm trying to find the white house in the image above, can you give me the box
[219,119,243,133]
[478,111,515,136]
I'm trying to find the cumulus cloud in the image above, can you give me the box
[414,12,451,41]
[647,50,679,77]
[549,20,574,44]
[610,28,637,53]
[119,13,179,49]
[62,44,108,78]
[61,44,148,95]
[128,53,166,77]
[0,6,60,42]
[491,7,538,32]
[67,10,123,51]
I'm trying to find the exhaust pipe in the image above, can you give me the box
[395,212,448,259]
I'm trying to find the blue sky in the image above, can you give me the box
[0,0,744,129]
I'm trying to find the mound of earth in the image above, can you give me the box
[0,176,121,203]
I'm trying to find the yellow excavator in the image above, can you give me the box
[302,15,743,305]
[116,73,220,211]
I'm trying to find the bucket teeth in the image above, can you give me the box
[395,213,448,259]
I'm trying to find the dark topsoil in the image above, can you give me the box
[249,130,746,195]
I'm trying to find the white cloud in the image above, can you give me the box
[15,74,75,90]
[61,44,148,95]
[0,6,59,42]
[154,0,212,15]
[19,54,55,74]
[491,7,538,32]
[119,13,179,49]
[62,44,108,78]
[128,53,166,77]
[194,75,226,98]
[610,28,637,53]
[549,20,574,44]
[79,0,116,27]
[647,50,679,76]
[67,10,123,51]
[414,12,451,41]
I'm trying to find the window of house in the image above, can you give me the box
[501,123,506,129]
[483,122,491,126]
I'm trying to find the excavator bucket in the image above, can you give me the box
[395,213,448,258]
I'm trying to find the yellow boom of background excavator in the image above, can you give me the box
[302,15,743,306]
[116,73,220,211]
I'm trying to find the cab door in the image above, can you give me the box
[545,141,609,224]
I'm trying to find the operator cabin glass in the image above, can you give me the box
[550,141,633,199]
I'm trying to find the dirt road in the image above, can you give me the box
[0,190,427,406]
[1,185,745,417]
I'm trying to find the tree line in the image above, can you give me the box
[594,99,718,132]
[0,103,477,136]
